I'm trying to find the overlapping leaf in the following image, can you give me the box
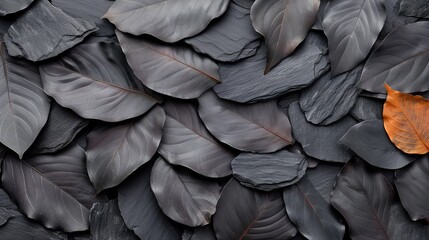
[116,31,220,99]
[0,43,50,158]
[0,0,33,16]
[198,91,294,153]
[86,106,165,192]
[158,101,234,178]
[399,0,429,18]
[40,42,157,122]
[104,0,229,42]
[323,0,386,75]
[250,0,320,73]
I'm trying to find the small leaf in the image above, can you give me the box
[251,0,320,73]
[383,84,429,154]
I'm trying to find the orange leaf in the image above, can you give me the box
[383,84,429,154]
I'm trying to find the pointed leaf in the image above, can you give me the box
[0,43,50,158]
[213,179,298,240]
[198,91,293,153]
[40,42,157,122]
[323,0,386,75]
[383,84,429,154]
[86,106,165,192]
[104,0,229,42]
[158,101,234,178]
[250,0,320,73]
[116,31,220,99]
[0,0,33,16]
[151,157,221,227]
[359,21,429,94]
[1,144,98,232]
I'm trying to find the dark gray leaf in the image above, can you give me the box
[350,96,383,121]
[150,157,221,227]
[359,21,429,95]
[299,65,363,125]
[158,101,234,178]
[116,31,220,99]
[323,0,386,75]
[185,1,260,62]
[231,150,307,191]
[86,106,165,192]
[399,0,429,18]
[0,0,33,16]
[40,42,158,122]
[312,0,330,30]
[28,102,88,155]
[89,200,139,240]
[340,120,417,169]
[104,0,229,42]
[213,31,330,103]
[4,0,97,61]
[250,0,320,73]
[395,156,429,223]
[182,225,216,240]
[306,162,343,202]
[1,144,98,232]
[288,102,355,163]
[118,161,182,240]
[331,159,429,240]
[213,179,297,240]
[0,43,50,158]
[233,0,254,9]
[198,91,294,153]
[283,176,345,240]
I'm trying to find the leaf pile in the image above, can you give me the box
[0,0,428,239]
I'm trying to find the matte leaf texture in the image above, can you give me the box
[118,161,182,240]
[214,31,330,103]
[251,0,320,73]
[4,0,97,61]
[283,176,345,240]
[89,200,139,240]
[213,179,298,240]
[86,106,165,192]
[306,163,343,202]
[182,225,217,240]
[299,65,363,125]
[331,159,429,240]
[288,102,355,163]
[158,101,235,178]
[1,144,98,232]
[359,21,429,95]
[383,84,429,154]
[322,0,386,75]
[150,157,221,227]
[340,120,418,169]
[350,96,383,121]
[40,42,158,122]
[0,0,33,16]
[116,31,220,99]
[231,150,307,191]
[399,0,429,18]
[395,156,429,223]
[0,43,50,158]
[198,91,294,153]
[185,1,261,62]
[104,0,230,42]
[312,0,329,30]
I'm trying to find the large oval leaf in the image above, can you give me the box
[340,120,417,169]
[86,106,165,193]
[213,179,297,240]
[198,91,294,153]
[40,42,157,122]
[158,101,234,178]
[0,43,50,158]
[116,31,220,99]
[331,159,429,239]
[323,0,386,75]
[358,21,429,95]
[150,157,221,227]
[383,84,429,154]
[1,144,98,232]
[104,0,229,42]
[395,156,429,223]
[0,0,33,16]
[250,0,320,73]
